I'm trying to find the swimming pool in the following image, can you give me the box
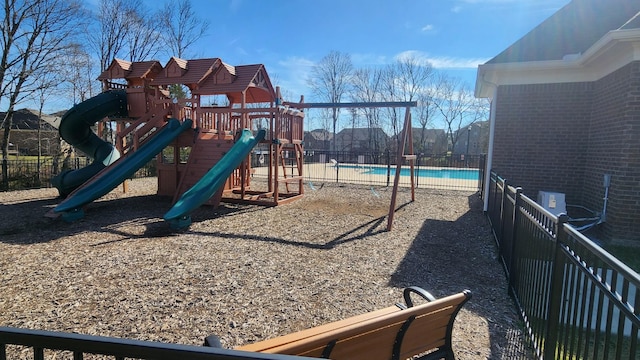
[339,164,479,180]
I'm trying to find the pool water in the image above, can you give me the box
[339,164,479,180]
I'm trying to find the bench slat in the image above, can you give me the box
[236,305,401,353]
[238,291,469,360]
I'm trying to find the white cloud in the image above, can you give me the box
[421,24,435,32]
[271,56,316,99]
[451,5,463,13]
[394,50,489,69]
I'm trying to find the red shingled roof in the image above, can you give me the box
[97,59,162,80]
[151,57,221,86]
[195,64,275,104]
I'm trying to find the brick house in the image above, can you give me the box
[451,121,489,156]
[475,0,640,243]
[2,109,61,156]
[412,128,448,155]
[303,129,332,150]
[334,127,389,152]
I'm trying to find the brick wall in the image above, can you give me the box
[492,61,640,243]
[587,62,640,242]
[493,82,593,204]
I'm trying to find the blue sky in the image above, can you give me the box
[175,0,571,100]
[36,0,572,116]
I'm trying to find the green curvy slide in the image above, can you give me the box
[51,90,128,197]
[164,128,266,230]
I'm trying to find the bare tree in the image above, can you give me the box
[351,67,385,153]
[381,56,434,149]
[434,74,476,152]
[307,51,353,152]
[415,87,438,154]
[1,0,84,189]
[89,0,139,75]
[61,44,96,104]
[34,66,61,182]
[127,11,162,62]
[158,0,210,58]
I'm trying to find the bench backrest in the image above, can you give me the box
[238,290,471,360]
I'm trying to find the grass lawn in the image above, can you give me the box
[603,244,640,274]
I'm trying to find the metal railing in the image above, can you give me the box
[1,158,157,192]
[486,170,640,359]
[252,151,485,192]
[0,326,315,360]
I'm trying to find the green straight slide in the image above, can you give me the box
[55,118,193,220]
[164,128,266,230]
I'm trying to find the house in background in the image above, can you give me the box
[411,128,448,155]
[451,121,489,155]
[475,0,640,243]
[334,127,389,152]
[2,109,61,156]
[303,129,332,150]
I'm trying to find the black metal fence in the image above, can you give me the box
[0,326,315,360]
[3,152,483,193]
[0,158,157,192]
[252,151,485,192]
[486,171,640,359]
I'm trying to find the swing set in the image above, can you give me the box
[282,99,418,231]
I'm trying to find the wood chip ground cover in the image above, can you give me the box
[0,178,532,359]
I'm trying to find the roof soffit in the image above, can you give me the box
[476,28,640,98]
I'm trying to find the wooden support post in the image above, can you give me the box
[387,108,414,231]
[240,91,248,199]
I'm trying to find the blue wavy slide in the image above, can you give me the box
[164,128,266,230]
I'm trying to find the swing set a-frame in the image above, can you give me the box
[281,99,418,231]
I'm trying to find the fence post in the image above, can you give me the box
[415,153,420,188]
[479,155,486,195]
[497,179,509,244]
[491,172,500,218]
[544,214,569,360]
[386,149,391,187]
[507,187,523,298]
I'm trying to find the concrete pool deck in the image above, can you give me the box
[253,162,480,192]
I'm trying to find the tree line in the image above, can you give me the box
[307,51,489,154]
[0,0,487,189]
[0,0,209,189]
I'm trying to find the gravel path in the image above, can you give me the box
[0,178,531,359]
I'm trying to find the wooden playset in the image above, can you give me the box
[96,57,305,208]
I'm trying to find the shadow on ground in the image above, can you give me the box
[0,192,395,248]
[388,193,531,359]
[0,194,261,244]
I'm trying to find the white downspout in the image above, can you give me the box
[483,86,497,212]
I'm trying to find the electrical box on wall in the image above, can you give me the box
[537,191,567,216]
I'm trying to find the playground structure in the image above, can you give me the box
[50,56,416,229]
[51,57,306,227]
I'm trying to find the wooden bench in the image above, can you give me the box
[206,287,471,360]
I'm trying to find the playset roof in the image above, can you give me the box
[97,57,277,104]
[195,64,275,104]
[97,59,162,81]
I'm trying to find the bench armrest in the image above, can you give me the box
[403,286,436,307]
